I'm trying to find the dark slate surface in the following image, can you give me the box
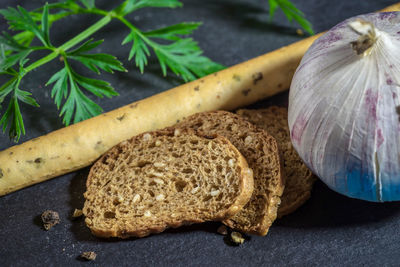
[1,0,400,266]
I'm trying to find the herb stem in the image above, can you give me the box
[116,16,156,47]
[23,15,112,74]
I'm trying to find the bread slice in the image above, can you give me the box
[237,107,316,217]
[176,111,284,236]
[83,128,254,238]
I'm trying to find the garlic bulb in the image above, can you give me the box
[288,12,400,202]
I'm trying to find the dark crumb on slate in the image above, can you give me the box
[81,251,97,261]
[41,210,60,230]
[217,225,228,235]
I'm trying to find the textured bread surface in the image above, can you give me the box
[237,107,316,217]
[83,128,254,238]
[177,111,284,236]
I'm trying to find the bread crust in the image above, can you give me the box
[83,128,254,238]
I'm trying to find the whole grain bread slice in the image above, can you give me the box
[176,111,284,236]
[83,128,254,238]
[237,107,316,217]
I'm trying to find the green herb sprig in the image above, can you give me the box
[0,0,224,142]
[269,0,314,35]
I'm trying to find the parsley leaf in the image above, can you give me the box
[46,58,118,126]
[268,0,314,35]
[123,22,224,81]
[122,31,150,73]
[116,0,182,16]
[0,77,39,141]
[0,4,51,47]
[67,39,127,74]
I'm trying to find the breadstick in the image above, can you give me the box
[1,3,399,196]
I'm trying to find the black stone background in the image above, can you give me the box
[1,0,400,266]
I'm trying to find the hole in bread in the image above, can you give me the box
[182,168,193,174]
[113,198,120,205]
[204,168,211,174]
[137,161,151,167]
[108,163,115,171]
[148,190,155,197]
[211,155,217,160]
[216,193,223,202]
[179,140,187,145]
[101,155,109,164]
[194,122,203,128]
[216,165,223,173]
[172,152,180,158]
[175,180,187,192]
[203,195,212,202]
[190,139,199,145]
[104,211,116,219]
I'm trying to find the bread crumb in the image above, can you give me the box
[72,209,83,218]
[144,210,152,217]
[81,251,97,261]
[155,140,162,146]
[217,225,228,235]
[41,210,60,230]
[296,28,304,36]
[231,232,245,244]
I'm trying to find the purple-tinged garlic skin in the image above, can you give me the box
[288,12,400,202]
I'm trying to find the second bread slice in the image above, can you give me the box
[83,128,254,238]
[237,107,315,217]
[177,111,284,236]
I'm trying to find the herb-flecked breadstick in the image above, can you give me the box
[1,3,399,196]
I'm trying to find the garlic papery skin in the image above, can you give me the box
[288,12,400,202]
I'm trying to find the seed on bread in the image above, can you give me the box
[132,194,141,203]
[155,194,165,201]
[153,178,164,184]
[210,190,220,196]
[153,162,166,168]
[143,133,152,141]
